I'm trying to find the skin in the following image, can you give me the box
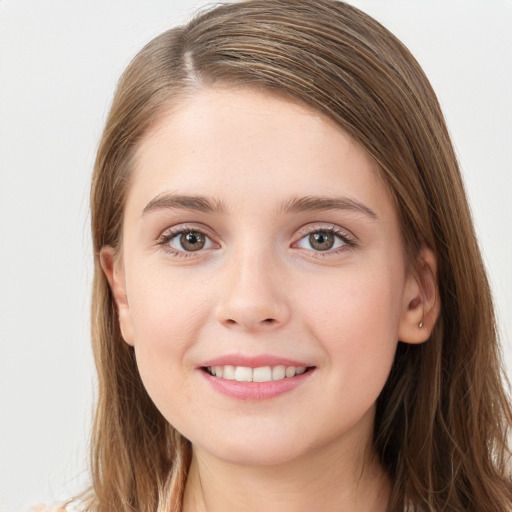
[102,87,438,512]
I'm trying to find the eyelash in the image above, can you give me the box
[157,224,356,259]
[157,225,214,259]
[293,225,356,257]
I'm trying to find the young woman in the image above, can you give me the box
[73,0,512,510]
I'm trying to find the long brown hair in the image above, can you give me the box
[85,1,512,510]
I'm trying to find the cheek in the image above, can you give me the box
[305,261,403,335]
[128,264,208,349]
[302,261,404,388]
[124,267,212,406]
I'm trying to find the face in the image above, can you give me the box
[104,87,425,467]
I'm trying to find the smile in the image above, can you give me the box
[205,365,309,382]
[199,356,316,400]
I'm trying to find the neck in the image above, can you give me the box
[182,435,390,512]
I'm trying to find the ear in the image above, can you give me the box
[398,245,440,344]
[99,246,135,346]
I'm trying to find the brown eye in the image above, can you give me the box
[179,231,206,251]
[295,228,349,253]
[308,231,335,251]
[164,229,214,253]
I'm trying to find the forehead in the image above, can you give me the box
[128,86,392,219]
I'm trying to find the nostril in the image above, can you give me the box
[263,318,275,323]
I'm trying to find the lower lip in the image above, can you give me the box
[200,369,315,401]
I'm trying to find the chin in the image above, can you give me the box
[191,428,312,467]
[207,445,305,467]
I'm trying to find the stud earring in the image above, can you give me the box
[418,321,423,328]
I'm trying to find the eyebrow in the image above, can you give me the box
[279,195,377,219]
[142,193,377,220]
[142,193,228,216]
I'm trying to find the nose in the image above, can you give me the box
[215,249,291,332]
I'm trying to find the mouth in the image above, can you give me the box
[202,365,315,383]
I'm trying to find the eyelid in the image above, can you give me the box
[157,223,215,242]
[291,223,357,253]
[294,223,355,241]
[157,223,219,257]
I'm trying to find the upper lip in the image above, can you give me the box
[199,354,313,368]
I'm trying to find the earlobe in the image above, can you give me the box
[99,246,135,346]
[398,246,440,344]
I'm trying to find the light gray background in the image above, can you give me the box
[0,1,510,511]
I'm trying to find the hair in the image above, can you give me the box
[83,1,512,511]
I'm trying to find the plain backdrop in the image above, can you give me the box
[0,1,511,511]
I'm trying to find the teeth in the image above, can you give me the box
[223,365,235,380]
[234,366,252,382]
[253,366,272,382]
[285,366,296,378]
[206,365,309,382]
[272,365,286,380]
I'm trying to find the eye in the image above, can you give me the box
[295,228,351,252]
[159,227,215,254]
